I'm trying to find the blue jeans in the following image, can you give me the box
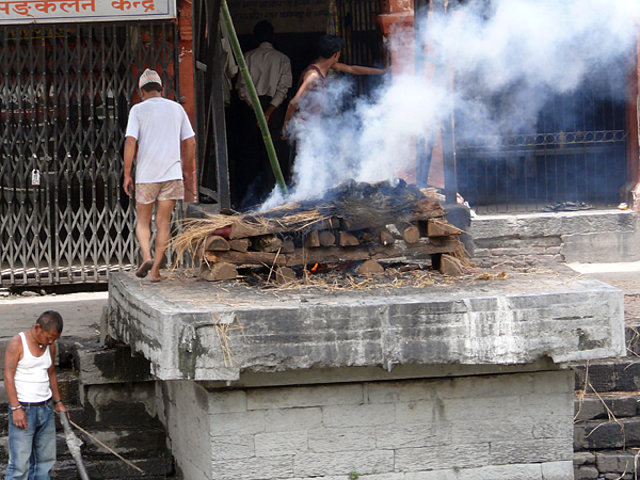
[5,402,56,480]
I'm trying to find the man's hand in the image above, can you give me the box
[54,401,69,418]
[12,407,27,429]
[123,176,134,198]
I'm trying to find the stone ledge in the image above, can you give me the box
[107,272,625,381]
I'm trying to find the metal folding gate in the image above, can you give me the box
[0,21,179,286]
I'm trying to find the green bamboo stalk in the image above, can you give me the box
[220,0,288,195]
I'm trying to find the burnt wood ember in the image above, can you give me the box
[173,180,468,281]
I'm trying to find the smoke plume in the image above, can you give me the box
[262,0,640,209]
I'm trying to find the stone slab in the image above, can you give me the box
[107,271,624,382]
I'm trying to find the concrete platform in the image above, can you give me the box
[107,271,625,382]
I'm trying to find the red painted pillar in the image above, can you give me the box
[377,0,414,75]
[177,0,197,203]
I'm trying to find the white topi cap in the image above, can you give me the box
[138,68,162,89]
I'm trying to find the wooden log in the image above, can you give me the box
[338,231,359,246]
[427,218,463,237]
[274,266,296,284]
[255,235,283,252]
[380,230,395,246]
[204,235,230,252]
[318,230,336,247]
[212,221,271,240]
[229,238,250,252]
[401,224,420,244]
[200,262,238,281]
[204,250,286,266]
[285,247,371,266]
[440,254,464,276]
[283,237,462,267]
[304,230,320,248]
[357,259,384,275]
[281,240,295,254]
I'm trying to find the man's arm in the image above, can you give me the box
[123,136,137,197]
[282,71,320,137]
[47,343,67,416]
[332,63,387,75]
[4,336,27,429]
[181,136,197,203]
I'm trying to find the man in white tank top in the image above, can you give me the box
[122,68,196,282]
[3,311,67,479]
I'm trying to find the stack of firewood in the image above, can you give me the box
[175,181,468,282]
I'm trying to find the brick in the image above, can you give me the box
[573,451,595,466]
[209,410,265,435]
[211,456,293,480]
[490,437,572,464]
[394,443,491,471]
[574,465,599,480]
[293,449,394,477]
[532,417,574,439]
[532,371,574,394]
[596,451,639,473]
[451,417,537,442]
[456,463,543,480]
[575,418,640,450]
[376,423,452,449]
[247,384,363,410]
[255,431,307,457]
[210,434,254,460]
[541,461,573,480]
[264,407,322,432]
[322,404,395,428]
[365,380,435,404]
[207,390,247,414]
[307,427,376,452]
[403,470,458,480]
[521,393,573,415]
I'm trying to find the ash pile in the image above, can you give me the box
[174,180,471,283]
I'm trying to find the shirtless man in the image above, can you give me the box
[282,34,386,135]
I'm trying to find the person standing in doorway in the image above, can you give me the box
[4,310,67,480]
[235,20,292,206]
[123,68,196,282]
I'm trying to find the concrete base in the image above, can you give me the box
[107,271,624,480]
[159,371,574,480]
[470,209,640,267]
[108,272,624,381]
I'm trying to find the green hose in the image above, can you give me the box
[220,0,288,195]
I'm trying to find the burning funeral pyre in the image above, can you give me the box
[172,180,470,283]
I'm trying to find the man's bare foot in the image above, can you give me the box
[150,274,166,283]
[135,260,153,278]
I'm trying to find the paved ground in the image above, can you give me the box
[0,291,107,343]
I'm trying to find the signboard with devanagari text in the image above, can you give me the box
[0,0,176,24]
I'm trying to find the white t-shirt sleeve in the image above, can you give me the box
[179,106,195,141]
[125,106,140,139]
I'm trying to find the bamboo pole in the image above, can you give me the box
[220,0,288,195]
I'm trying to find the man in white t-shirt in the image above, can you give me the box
[123,68,196,282]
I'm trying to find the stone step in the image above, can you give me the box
[574,359,640,393]
[574,417,640,451]
[574,392,640,421]
[50,456,174,479]
[574,450,640,480]
[0,426,169,463]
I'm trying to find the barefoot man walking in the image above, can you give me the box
[123,69,196,282]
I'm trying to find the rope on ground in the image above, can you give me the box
[68,419,145,474]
